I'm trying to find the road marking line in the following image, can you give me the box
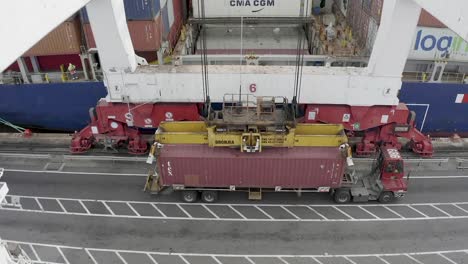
[212,256,223,264]
[254,205,274,219]
[383,206,405,219]
[453,204,468,214]
[429,205,452,217]
[147,253,159,264]
[278,256,290,264]
[78,200,91,214]
[56,199,68,213]
[343,256,358,264]
[102,202,116,216]
[179,255,191,264]
[176,204,193,218]
[245,257,256,264]
[227,205,248,219]
[57,247,70,264]
[376,256,391,264]
[358,206,381,219]
[404,254,424,264]
[34,198,44,211]
[201,204,220,219]
[438,253,458,264]
[85,249,99,264]
[312,256,324,264]
[29,244,41,261]
[4,168,147,177]
[151,203,167,217]
[306,206,328,220]
[280,205,300,219]
[407,205,430,218]
[332,206,355,219]
[116,252,129,264]
[126,202,141,216]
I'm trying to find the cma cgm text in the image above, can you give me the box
[230,0,275,6]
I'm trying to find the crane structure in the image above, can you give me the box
[1,0,468,156]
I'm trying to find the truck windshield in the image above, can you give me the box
[385,161,403,173]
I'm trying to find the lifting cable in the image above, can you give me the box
[198,0,210,108]
[0,117,26,133]
[292,9,306,115]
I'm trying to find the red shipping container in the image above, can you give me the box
[418,9,445,28]
[157,145,345,189]
[84,16,162,52]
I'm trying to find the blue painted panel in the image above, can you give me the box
[162,4,170,37]
[400,82,468,135]
[0,82,106,131]
[80,0,161,23]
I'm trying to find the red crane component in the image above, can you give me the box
[70,100,201,154]
[304,103,433,157]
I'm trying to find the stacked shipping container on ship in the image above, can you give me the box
[81,0,184,62]
[5,15,85,72]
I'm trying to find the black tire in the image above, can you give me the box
[378,191,394,203]
[201,191,218,203]
[334,189,351,204]
[181,190,198,203]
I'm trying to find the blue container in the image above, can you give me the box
[162,4,170,37]
[80,0,161,23]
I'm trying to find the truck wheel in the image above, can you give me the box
[334,189,351,204]
[201,191,218,203]
[181,190,198,203]
[378,191,394,203]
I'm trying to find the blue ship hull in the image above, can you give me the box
[1,81,467,135]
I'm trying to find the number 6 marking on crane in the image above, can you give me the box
[249,84,257,93]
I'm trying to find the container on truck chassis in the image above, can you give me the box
[145,95,407,203]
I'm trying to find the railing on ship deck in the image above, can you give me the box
[0,70,103,85]
[402,71,468,84]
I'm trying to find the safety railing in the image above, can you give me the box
[402,71,467,83]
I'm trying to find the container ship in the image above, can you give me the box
[1,0,467,138]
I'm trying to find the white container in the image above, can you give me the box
[192,0,312,18]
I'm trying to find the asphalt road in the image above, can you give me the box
[2,154,468,263]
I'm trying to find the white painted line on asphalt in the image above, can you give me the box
[78,200,91,214]
[146,253,159,264]
[58,247,71,264]
[438,253,458,264]
[212,256,223,264]
[311,256,324,264]
[453,204,468,214]
[358,206,381,219]
[430,204,451,217]
[116,252,129,264]
[404,254,424,264]
[227,205,248,219]
[407,205,430,218]
[343,256,358,264]
[383,206,405,219]
[245,257,256,264]
[56,200,68,213]
[201,204,220,219]
[85,249,99,264]
[4,168,147,177]
[176,204,193,219]
[377,256,392,264]
[179,255,191,264]
[8,239,468,263]
[126,202,141,216]
[34,198,44,211]
[151,203,167,217]
[254,205,274,219]
[280,205,300,220]
[29,244,41,262]
[278,256,290,264]
[332,206,354,219]
[306,206,328,220]
[102,202,116,216]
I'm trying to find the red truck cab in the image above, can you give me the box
[379,147,407,202]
